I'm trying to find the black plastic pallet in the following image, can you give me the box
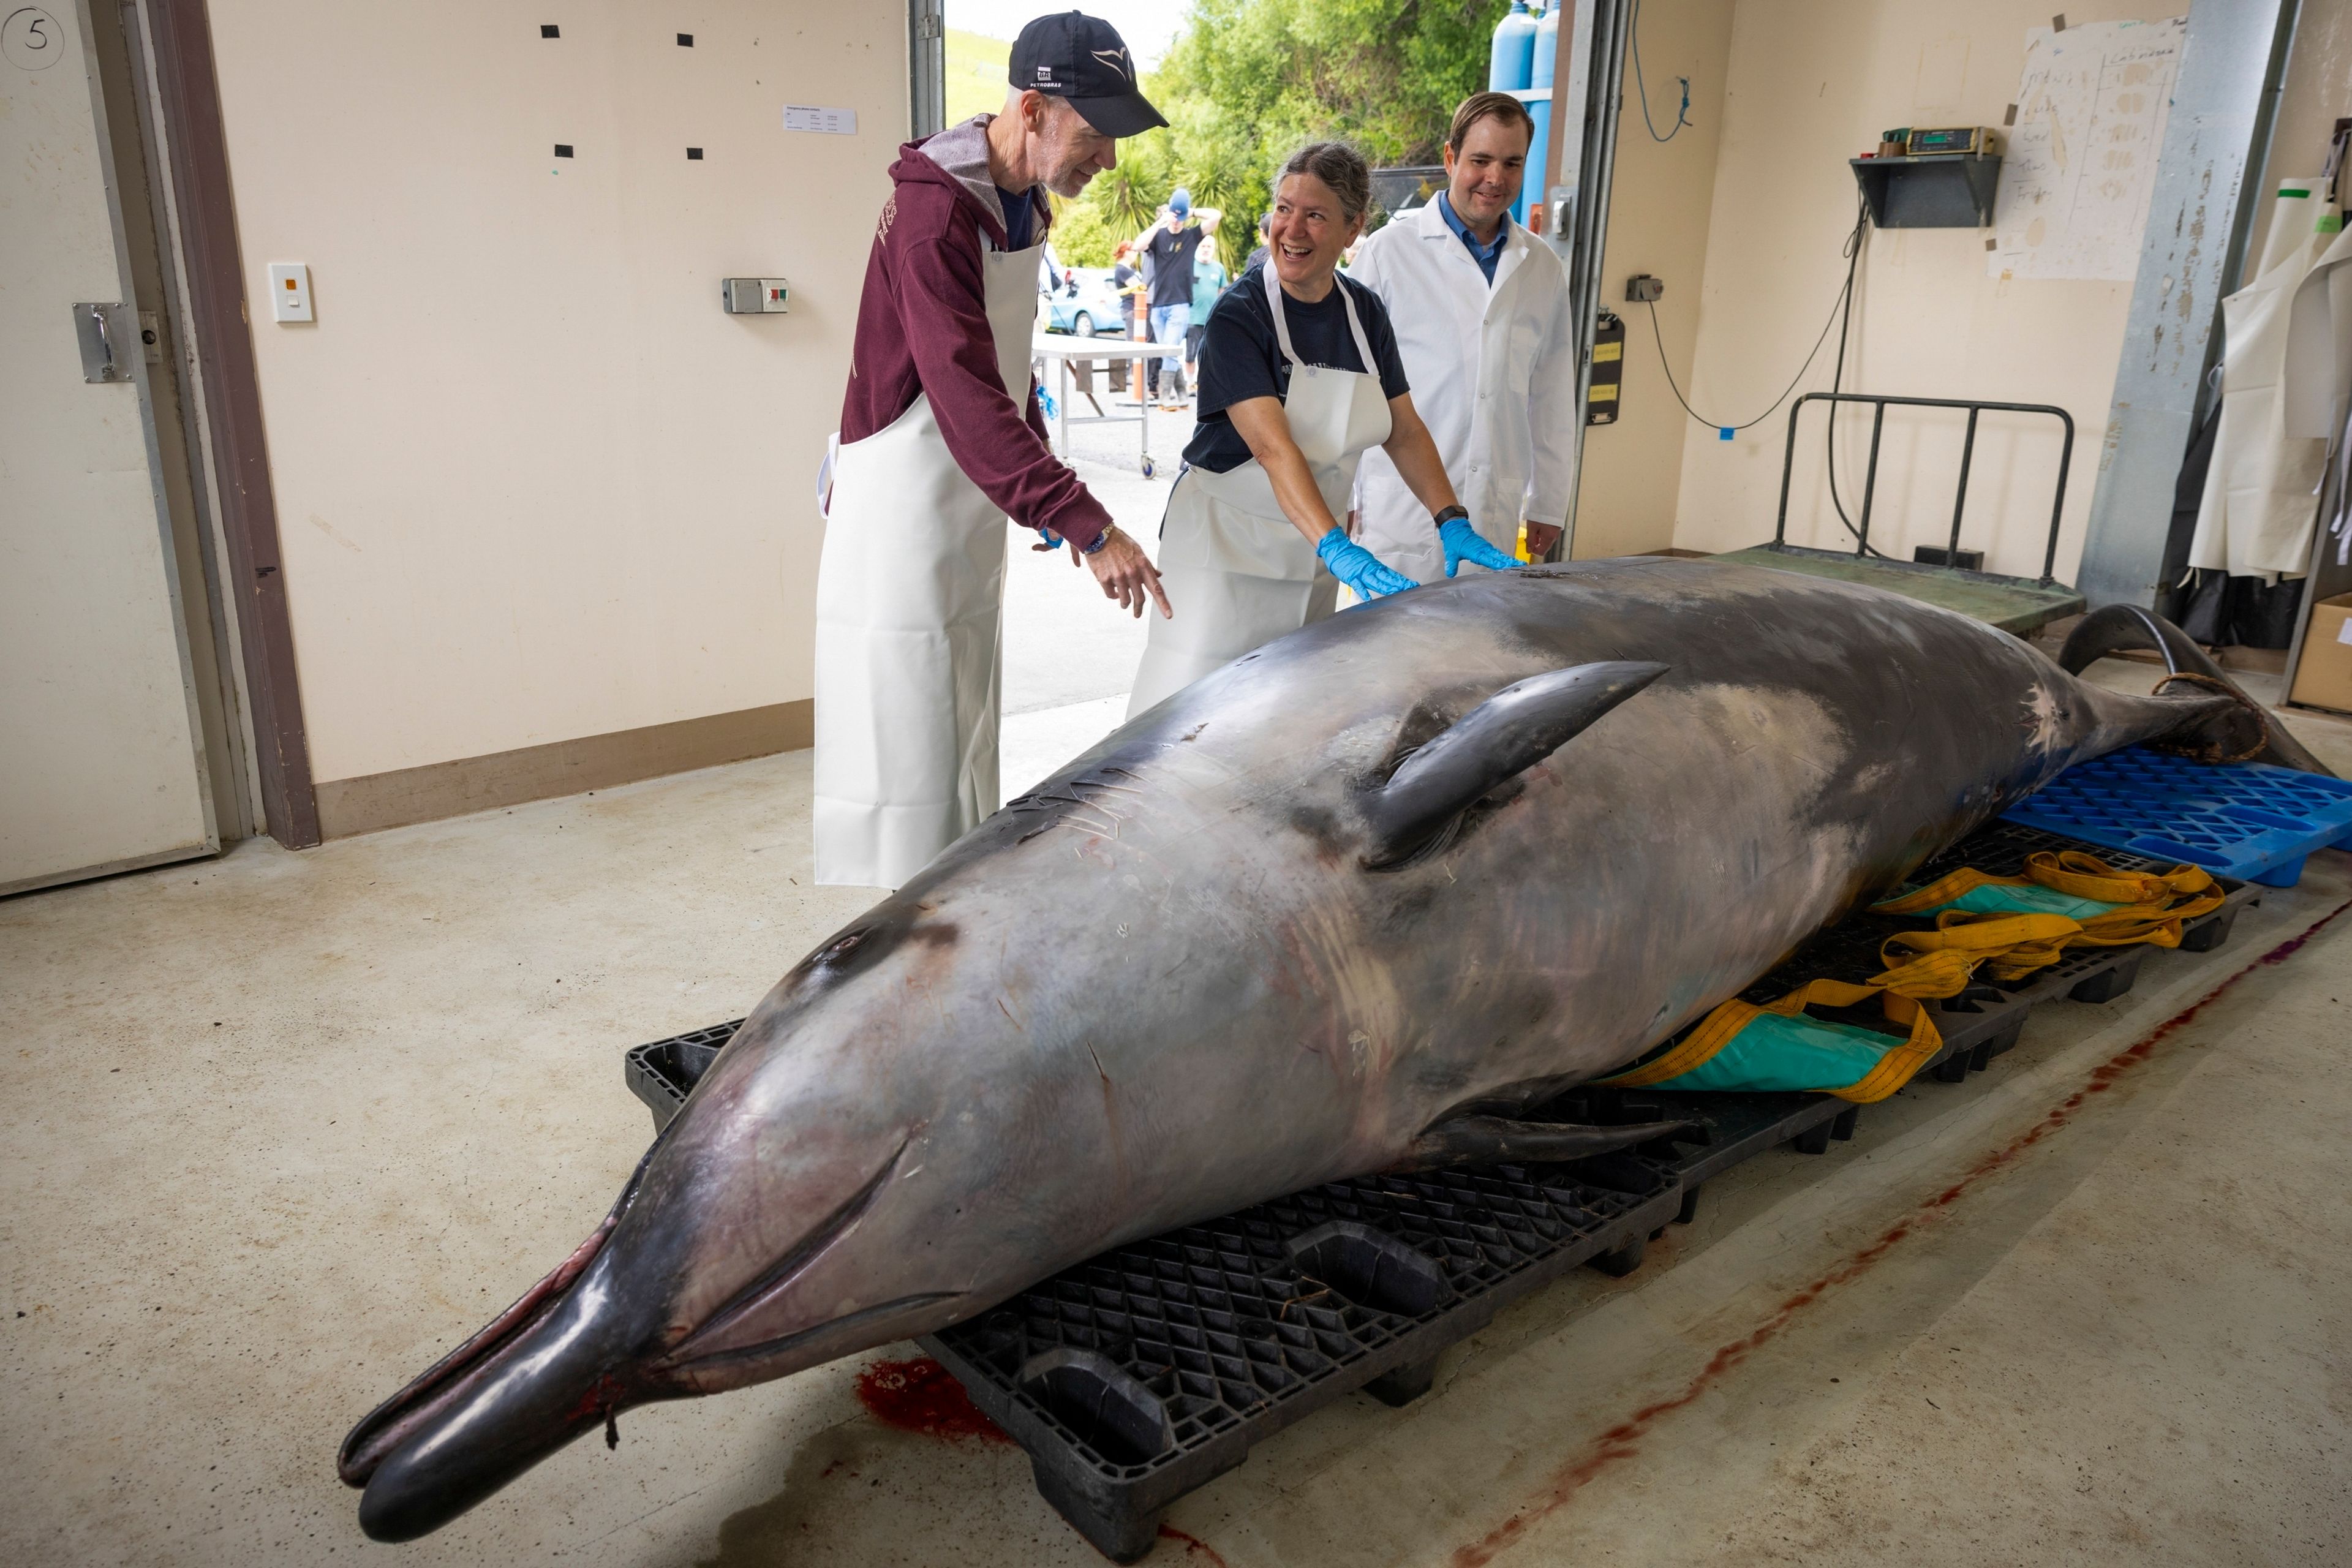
[924,1151,1677,1559]
[622,1019,740,1128]
[617,821,2256,1559]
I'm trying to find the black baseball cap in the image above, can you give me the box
[1008,12,1167,138]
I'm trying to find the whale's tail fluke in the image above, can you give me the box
[2060,604,2335,777]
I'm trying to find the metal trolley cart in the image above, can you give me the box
[1033,333,1169,478]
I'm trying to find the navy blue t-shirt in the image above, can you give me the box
[1184,266,1411,473]
[996,184,1036,251]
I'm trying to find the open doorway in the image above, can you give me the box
[924,2,1599,792]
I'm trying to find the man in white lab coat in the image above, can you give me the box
[1349,91,1577,581]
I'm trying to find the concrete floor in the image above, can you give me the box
[1001,395,1192,718]
[8,573,2352,1564]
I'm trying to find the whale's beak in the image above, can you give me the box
[337,1136,679,1542]
[341,1217,660,1542]
[339,1105,961,1540]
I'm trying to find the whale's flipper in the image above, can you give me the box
[2060,604,2335,776]
[1361,660,1669,866]
[1390,1112,1695,1172]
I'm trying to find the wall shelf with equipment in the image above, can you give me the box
[1849,154,2001,228]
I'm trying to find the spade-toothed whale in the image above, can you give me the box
[339,558,2306,1540]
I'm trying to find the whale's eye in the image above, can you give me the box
[818,930,865,966]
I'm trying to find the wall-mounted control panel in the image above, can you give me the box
[722,278,790,314]
[268,262,313,322]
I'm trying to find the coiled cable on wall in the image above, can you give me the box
[1642,192,1883,552]
[1630,0,1692,143]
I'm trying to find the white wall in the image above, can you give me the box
[1570,0,1739,560]
[208,2,903,783]
[1668,1,2182,579]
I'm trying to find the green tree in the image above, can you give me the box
[1046,197,1118,267]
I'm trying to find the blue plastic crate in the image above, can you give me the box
[2004,747,2352,888]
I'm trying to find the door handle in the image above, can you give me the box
[75,301,128,383]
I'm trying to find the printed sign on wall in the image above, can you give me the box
[783,105,859,135]
[1988,17,2185,282]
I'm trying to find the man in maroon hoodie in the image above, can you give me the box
[814,12,1172,890]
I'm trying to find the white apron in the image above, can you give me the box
[2285,224,2352,570]
[2187,180,2332,581]
[1127,268,1393,717]
[812,233,1045,888]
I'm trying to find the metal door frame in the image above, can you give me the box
[127,0,320,848]
[2073,0,2304,611]
[85,0,253,839]
[910,0,946,141]
[1551,0,1629,561]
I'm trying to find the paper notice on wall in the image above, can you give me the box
[1987,17,2184,281]
[783,105,858,135]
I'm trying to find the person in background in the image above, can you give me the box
[815,12,1172,891]
[1128,141,1513,716]
[1346,91,1575,582]
[1186,239,1228,398]
[1110,237,1144,396]
[1142,187,1221,410]
[1245,212,1271,274]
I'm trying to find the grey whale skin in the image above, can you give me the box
[342,557,2252,1539]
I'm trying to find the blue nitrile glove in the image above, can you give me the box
[1440,516,1521,577]
[1315,528,1417,601]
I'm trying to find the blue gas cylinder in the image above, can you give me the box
[1521,4,1559,229]
[1523,100,1552,229]
[1530,0,1559,88]
[1488,0,1536,93]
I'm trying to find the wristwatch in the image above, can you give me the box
[1431,505,1469,529]
[1082,525,1116,556]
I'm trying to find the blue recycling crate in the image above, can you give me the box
[2004,747,2352,888]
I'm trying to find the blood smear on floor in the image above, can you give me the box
[854,1356,1014,1444]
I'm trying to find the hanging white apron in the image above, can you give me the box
[1127,268,1394,717]
[2187,179,2332,581]
[812,231,1046,888]
[2285,223,2352,570]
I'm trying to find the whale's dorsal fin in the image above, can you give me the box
[1390,1112,1694,1172]
[1360,660,1667,867]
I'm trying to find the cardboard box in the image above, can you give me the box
[2290,592,2352,713]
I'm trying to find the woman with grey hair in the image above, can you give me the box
[1128,141,1517,716]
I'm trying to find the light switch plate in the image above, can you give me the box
[268,263,313,323]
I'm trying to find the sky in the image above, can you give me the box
[946,2,1191,70]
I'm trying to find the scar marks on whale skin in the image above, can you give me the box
[1009,764,1155,846]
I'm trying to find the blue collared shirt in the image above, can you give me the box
[1436,190,1509,284]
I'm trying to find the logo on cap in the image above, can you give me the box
[1091,47,1131,81]
[1036,64,1053,81]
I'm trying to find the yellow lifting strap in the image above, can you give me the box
[1600,851,2223,1106]
[1600,976,1943,1103]
[1872,848,2217,918]
[1871,850,2223,982]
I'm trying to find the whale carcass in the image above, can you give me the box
[341,557,2291,1539]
